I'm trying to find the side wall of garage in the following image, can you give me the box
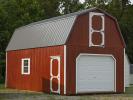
[6,45,65,94]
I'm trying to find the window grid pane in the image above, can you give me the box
[24,66,28,73]
[22,58,30,75]
[24,60,28,66]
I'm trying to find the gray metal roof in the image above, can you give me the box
[6,7,125,51]
[6,16,76,51]
[6,8,98,51]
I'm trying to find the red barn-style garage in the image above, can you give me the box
[6,8,126,95]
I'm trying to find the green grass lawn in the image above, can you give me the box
[0,84,133,100]
[125,85,133,94]
[0,84,133,94]
[0,84,5,89]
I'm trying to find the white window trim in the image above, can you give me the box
[50,56,60,94]
[89,12,105,47]
[21,58,30,75]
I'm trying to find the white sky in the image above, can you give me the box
[79,0,85,3]
[130,0,133,4]
[79,0,133,4]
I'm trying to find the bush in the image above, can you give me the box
[0,60,5,84]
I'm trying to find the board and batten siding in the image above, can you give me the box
[66,11,124,94]
[6,45,65,94]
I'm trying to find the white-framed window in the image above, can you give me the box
[21,58,30,75]
[89,12,105,47]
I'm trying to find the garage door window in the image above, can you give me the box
[21,58,30,75]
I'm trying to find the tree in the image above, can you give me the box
[59,0,84,14]
[119,5,133,63]
[0,0,62,83]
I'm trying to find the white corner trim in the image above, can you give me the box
[50,56,60,94]
[89,12,105,47]
[5,52,7,88]
[124,48,125,92]
[64,45,66,94]
[76,53,116,94]
[21,58,30,75]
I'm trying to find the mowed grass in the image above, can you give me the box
[125,85,133,94]
[0,84,133,100]
[0,84,5,89]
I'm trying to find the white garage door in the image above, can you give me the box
[76,54,115,93]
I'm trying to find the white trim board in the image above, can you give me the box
[64,45,66,94]
[89,12,105,47]
[76,53,116,94]
[21,58,30,75]
[50,56,60,94]
[124,48,125,92]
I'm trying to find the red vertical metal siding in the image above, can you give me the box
[7,45,64,94]
[66,12,124,94]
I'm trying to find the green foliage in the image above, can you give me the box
[60,0,84,14]
[38,0,61,18]
[119,5,133,63]
[0,60,5,83]
[0,0,62,83]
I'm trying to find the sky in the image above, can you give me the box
[129,0,133,4]
[79,0,133,4]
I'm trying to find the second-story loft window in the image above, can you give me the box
[89,12,105,47]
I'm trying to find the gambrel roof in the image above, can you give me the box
[6,7,125,51]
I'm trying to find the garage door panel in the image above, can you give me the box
[78,69,114,74]
[78,56,113,63]
[77,78,114,82]
[77,81,114,92]
[78,88,114,93]
[78,65,114,70]
[78,61,113,65]
[76,55,115,93]
[78,65,113,69]
[78,71,114,79]
[78,82,114,89]
[78,76,114,81]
